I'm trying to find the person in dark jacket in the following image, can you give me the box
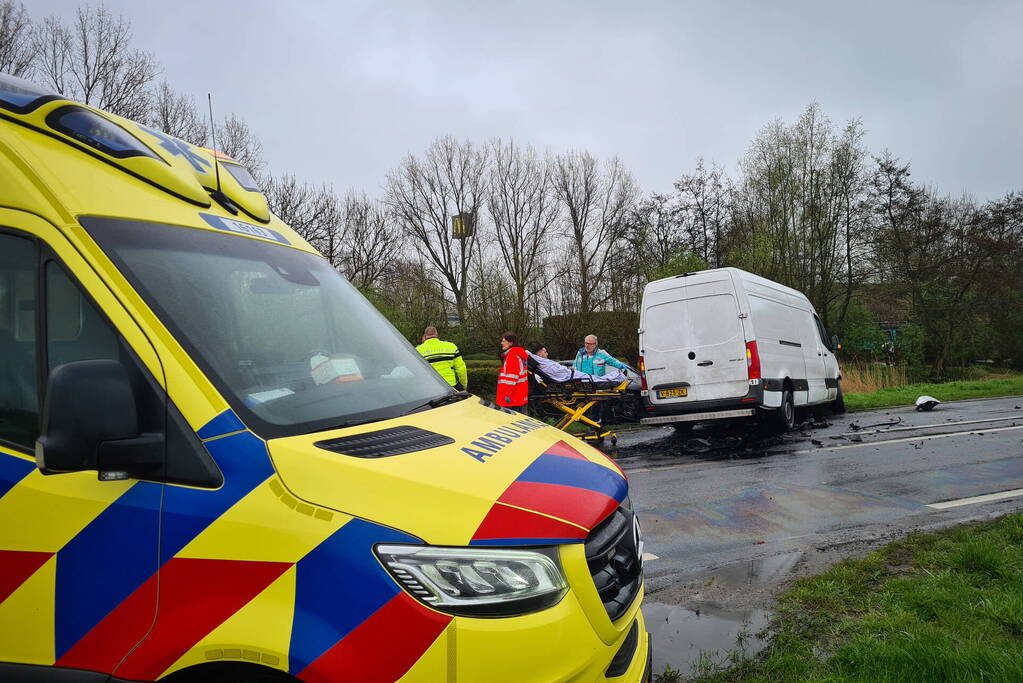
[497,332,528,412]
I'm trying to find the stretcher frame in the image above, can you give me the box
[528,370,629,447]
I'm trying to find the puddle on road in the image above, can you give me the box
[643,601,771,677]
[708,550,804,588]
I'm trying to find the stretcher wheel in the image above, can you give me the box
[610,435,617,447]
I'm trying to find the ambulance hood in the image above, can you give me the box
[266,400,628,546]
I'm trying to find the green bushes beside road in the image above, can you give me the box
[467,366,498,400]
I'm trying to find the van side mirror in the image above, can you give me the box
[831,335,840,351]
[36,359,162,478]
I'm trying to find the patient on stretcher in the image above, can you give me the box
[527,351,627,388]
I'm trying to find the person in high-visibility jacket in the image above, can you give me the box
[497,332,529,412]
[416,326,468,389]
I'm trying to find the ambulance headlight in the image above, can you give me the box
[376,545,568,617]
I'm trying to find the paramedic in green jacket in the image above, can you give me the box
[574,334,627,376]
[416,326,469,390]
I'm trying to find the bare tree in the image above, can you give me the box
[487,139,561,330]
[870,154,989,375]
[216,112,264,174]
[32,4,157,119]
[553,151,638,313]
[830,119,870,329]
[374,257,449,340]
[0,0,35,77]
[263,173,340,258]
[147,80,208,146]
[464,252,518,342]
[30,15,70,94]
[385,136,489,321]
[726,104,869,328]
[338,192,399,291]
[675,158,728,267]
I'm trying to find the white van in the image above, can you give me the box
[638,267,842,431]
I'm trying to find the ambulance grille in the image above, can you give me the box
[315,426,454,458]
[585,506,642,622]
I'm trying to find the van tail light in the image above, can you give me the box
[638,356,648,391]
[746,341,761,380]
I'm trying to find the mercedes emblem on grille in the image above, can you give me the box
[632,514,644,568]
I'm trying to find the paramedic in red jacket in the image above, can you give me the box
[497,332,529,412]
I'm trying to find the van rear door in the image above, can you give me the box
[642,272,749,406]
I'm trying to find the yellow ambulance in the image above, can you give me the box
[0,71,649,682]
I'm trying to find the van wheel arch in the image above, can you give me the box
[160,662,298,683]
[772,380,795,432]
[833,382,846,414]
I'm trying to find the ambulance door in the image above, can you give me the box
[0,216,162,676]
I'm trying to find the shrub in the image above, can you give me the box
[465,359,499,368]
[467,366,498,399]
[542,311,640,365]
[463,352,498,361]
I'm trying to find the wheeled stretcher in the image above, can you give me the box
[526,352,629,446]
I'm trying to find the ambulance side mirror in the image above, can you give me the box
[35,360,162,478]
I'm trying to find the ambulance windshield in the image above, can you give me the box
[82,217,454,438]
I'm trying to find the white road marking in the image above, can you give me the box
[642,552,659,561]
[625,424,1023,475]
[928,488,1023,509]
[843,415,1019,437]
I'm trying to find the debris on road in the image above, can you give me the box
[849,416,903,431]
[682,437,713,453]
[915,395,941,411]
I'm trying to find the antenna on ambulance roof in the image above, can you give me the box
[207,93,222,193]
[204,94,239,215]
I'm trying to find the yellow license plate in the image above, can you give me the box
[657,387,688,399]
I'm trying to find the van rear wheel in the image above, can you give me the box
[773,390,795,432]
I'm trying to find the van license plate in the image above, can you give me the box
[657,387,688,399]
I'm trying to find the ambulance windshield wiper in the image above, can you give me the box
[402,390,472,416]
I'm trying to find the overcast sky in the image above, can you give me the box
[28,0,1023,200]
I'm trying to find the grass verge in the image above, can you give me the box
[684,513,1023,682]
[845,376,1023,412]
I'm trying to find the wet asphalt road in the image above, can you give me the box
[616,395,1023,583]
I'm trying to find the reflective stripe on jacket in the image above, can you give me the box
[416,337,468,388]
[573,347,626,377]
[497,346,529,407]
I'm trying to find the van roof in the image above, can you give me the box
[0,71,307,250]
[643,266,810,302]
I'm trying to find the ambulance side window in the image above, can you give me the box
[43,258,222,487]
[45,261,119,368]
[0,232,39,450]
